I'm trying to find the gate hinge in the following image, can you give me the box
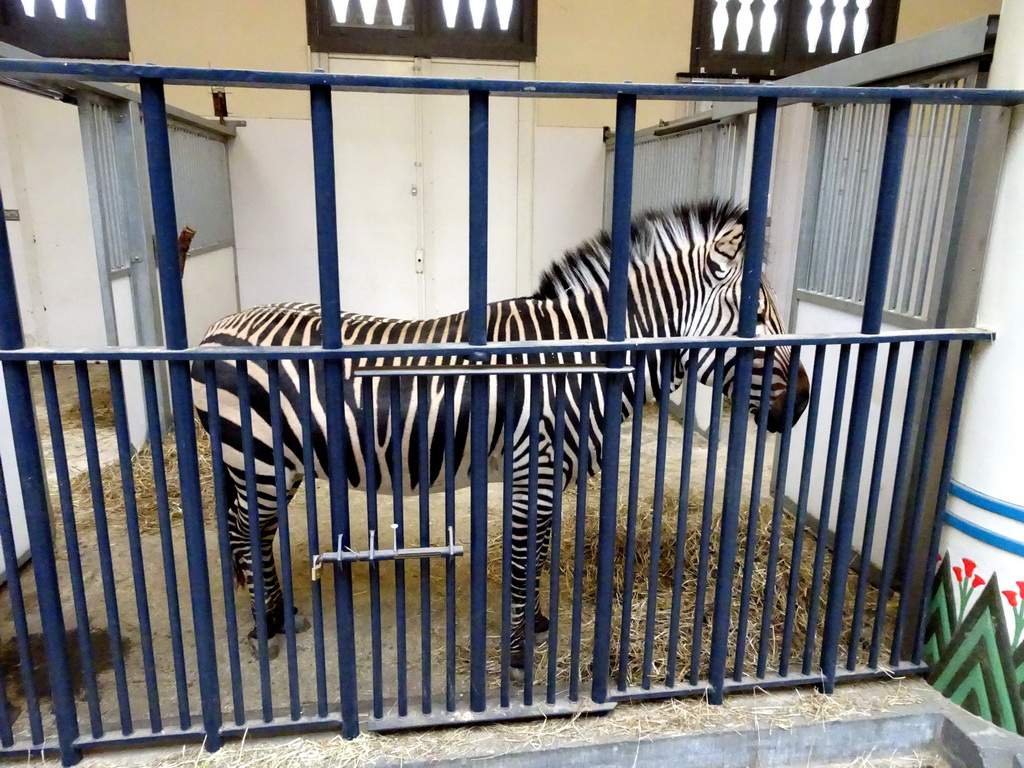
[312,525,462,580]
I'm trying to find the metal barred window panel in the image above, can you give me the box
[167,122,235,253]
[798,76,969,322]
[603,118,747,229]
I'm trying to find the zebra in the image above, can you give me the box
[190,198,811,668]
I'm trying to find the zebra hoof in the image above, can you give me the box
[510,665,526,685]
[247,632,282,661]
[293,613,312,633]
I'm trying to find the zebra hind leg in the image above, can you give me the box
[228,469,311,660]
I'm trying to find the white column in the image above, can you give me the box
[941,0,1024,615]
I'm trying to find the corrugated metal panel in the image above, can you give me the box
[86,100,135,273]
[798,77,967,322]
[603,117,748,229]
[168,120,235,252]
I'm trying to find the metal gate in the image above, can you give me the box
[0,61,1011,765]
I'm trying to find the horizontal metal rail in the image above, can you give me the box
[0,328,993,362]
[0,60,1023,105]
[353,363,635,376]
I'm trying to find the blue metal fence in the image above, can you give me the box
[0,60,1009,765]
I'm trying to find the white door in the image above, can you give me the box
[328,55,528,321]
[421,59,522,318]
[329,57,422,319]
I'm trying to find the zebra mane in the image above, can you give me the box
[532,198,748,300]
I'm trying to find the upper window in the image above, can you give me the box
[306,0,537,61]
[690,0,900,79]
[0,0,130,59]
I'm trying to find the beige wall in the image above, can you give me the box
[895,0,1001,42]
[123,0,1000,125]
[125,0,310,120]
[534,0,694,129]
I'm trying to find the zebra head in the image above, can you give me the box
[680,201,810,432]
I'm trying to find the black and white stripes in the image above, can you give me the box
[190,198,810,665]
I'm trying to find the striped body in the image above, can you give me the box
[191,199,810,665]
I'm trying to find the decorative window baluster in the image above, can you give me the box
[853,0,872,53]
[330,0,349,23]
[469,0,486,29]
[736,0,754,52]
[830,0,850,53]
[807,0,825,53]
[387,0,406,25]
[712,0,730,51]
[495,0,513,30]
[760,0,778,52]
[442,0,460,28]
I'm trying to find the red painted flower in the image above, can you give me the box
[963,559,977,578]
[953,566,963,582]
[1016,581,1024,599]
[1004,590,1019,607]
[972,574,985,589]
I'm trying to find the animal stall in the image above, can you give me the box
[0,53,1002,767]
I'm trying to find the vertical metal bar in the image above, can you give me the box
[139,77,222,748]
[617,355,648,691]
[846,343,900,669]
[912,341,973,662]
[780,346,827,676]
[141,361,190,729]
[443,376,458,712]
[416,378,432,715]
[591,92,636,704]
[870,342,925,667]
[0,186,79,762]
[546,375,568,704]
[732,347,776,681]
[756,346,803,678]
[202,361,245,726]
[235,361,274,720]
[523,373,543,705]
[821,99,911,691]
[0,662,11,747]
[641,353,674,688]
[467,88,491,711]
[310,81,359,736]
[802,344,851,675]
[388,381,409,718]
[298,362,328,717]
[268,361,301,719]
[709,96,776,703]
[892,341,949,664]
[666,349,699,688]
[500,376,515,707]
[76,361,132,734]
[362,378,384,721]
[569,376,594,702]
[39,362,103,736]
[690,349,726,686]
[108,361,161,731]
[0,452,45,746]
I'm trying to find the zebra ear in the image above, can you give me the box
[716,213,747,261]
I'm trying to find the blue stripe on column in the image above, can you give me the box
[949,479,1024,524]
[944,510,1024,558]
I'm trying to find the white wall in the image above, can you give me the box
[183,246,241,345]
[782,300,912,569]
[531,126,607,284]
[0,88,106,349]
